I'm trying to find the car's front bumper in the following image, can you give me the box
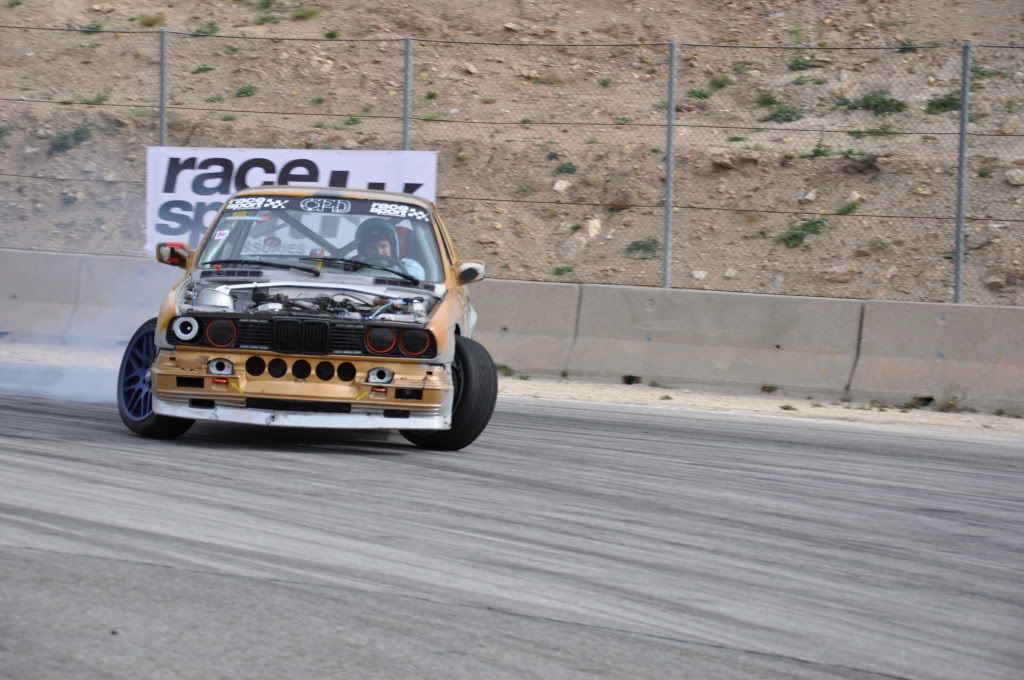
[151,348,453,430]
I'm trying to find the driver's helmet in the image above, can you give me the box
[355,218,400,258]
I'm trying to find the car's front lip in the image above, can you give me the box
[153,395,450,430]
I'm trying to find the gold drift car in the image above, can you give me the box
[117,187,497,451]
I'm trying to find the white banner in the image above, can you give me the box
[145,147,437,253]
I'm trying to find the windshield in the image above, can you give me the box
[198,196,444,283]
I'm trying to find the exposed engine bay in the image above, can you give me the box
[181,279,441,324]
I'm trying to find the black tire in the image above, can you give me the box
[401,336,497,451]
[117,318,194,439]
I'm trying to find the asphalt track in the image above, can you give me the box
[0,394,1021,680]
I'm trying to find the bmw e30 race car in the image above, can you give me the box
[117,187,497,451]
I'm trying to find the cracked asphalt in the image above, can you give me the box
[0,394,1022,679]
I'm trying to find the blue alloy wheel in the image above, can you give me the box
[117,318,194,438]
[120,324,155,421]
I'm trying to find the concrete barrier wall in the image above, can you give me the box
[0,249,180,345]
[67,254,182,343]
[0,249,82,341]
[469,279,579,375]
[566,285,863,395]
[848,301,1024,411]
[3,248,1023,409]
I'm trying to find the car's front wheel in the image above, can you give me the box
[117,318,194,439]
[401,336,497,451]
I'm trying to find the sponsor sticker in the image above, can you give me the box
[213,229,230,240]
[369,202,430,222]
[299,197,351,214]
[225,196,289,210]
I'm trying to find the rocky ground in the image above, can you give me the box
[1,0,1022,304]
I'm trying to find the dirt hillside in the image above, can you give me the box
[1,0,1022,304]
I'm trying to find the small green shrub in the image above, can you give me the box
[206,94,224,103]
[926,92,960,114]
[193,21,219,35]
[978,166,994,178]
[79,21,103,33]
[138,13,165,27]
[778,218,827,248]
[896,40,918,53]
[291,7,318,20]
[310,96,325,105]
[0,125,9,140]
[756,92,778,107]
[225,45,240,54]
[569,223,582,233]
[553,265,574,276]
[425,91,438,100]
[726,135,746,142]
[235,84,257,98]
[971,63,1000,79]
[191,64,214,74]
[708,75,730,91]
[625,239,659,258]
[788,56,812,71]
[835,90,906,116]
[598,78,612,88]
[324,30,339,39]
[48,124,90,155]
[554,161,577,175]
[343,116,361,125]
[255,15,279,24]
[259,0,274,9]
[221,114,237,122]
[81,91,109,105]
[480,97,496,104]
[800,143,832,158]
[8,0,23,7]
[793,76,811,85]
[836,202,859,215]
[842,148,867,158]
[613,115,633,124]
[761,104,803,123]
[687,88,711,99]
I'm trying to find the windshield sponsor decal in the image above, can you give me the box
[213,229,230,240]
[369,202,430,222]
[225,196,289,210]
[299,197,351,213]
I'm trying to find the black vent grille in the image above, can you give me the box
[273,320,302,353]
[302,322,330,355]
[330,326,365,354]
[237,320,273,349]
[271,320,330,354]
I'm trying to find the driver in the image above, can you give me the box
[355,218,426,280]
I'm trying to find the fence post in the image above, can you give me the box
[953,41,972,303]
[159,28,168,146]
[662,40,678,289]
[402,37,413,150]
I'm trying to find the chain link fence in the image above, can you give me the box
[1,26,1021,304]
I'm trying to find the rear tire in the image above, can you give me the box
[117,318,194,439]
[401,336,497,451]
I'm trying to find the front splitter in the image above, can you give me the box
[153,395,450,430]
